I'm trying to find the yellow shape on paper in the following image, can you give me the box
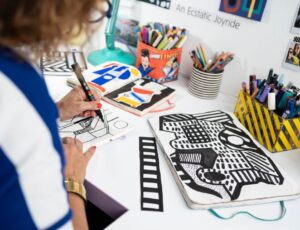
[130,68,140,76]
[116,96,141,108]
[248,0,256,18]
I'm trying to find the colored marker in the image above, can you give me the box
[71,63,105,124]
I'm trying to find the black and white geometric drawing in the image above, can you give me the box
[58,108,132,148]
[157,111,284,200]
[137,0,171,9]
[139,137,163,212]
[40,51,87,76]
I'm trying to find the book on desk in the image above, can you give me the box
[148,110,300,209]
[67,61,175,116]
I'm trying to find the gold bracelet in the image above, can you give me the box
[64,179,86,202]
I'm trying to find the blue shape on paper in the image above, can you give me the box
[91,64,132,86]
[92,73,116,85]
[130,92,145,102]
[93,65,116,75]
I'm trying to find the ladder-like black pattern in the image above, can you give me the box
[139,137,163,212]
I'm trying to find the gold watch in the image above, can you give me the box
[64,179,86,202]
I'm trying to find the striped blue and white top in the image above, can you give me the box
[0,47,72,229]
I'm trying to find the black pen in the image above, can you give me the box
[71,63,105,123]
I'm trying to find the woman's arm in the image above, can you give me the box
[62,137,96,230]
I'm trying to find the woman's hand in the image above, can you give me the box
[62,137,96,184]
[57,87,102,121]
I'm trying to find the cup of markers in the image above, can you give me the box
[188,45,234,100]
[136,22,187,83]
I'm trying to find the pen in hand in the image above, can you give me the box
[71,63,105,123]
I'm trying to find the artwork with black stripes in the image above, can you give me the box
[148,111,291,207]
[40,51,87,76]
[137,0,171,9]
[139,137,163,211]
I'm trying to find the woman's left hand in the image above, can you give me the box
[57,87,102,121]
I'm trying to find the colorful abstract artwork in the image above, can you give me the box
[219,0,267,22]
[105,78,175,112]
[87,62,141,94]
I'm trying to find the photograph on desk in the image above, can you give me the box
[148,110,300,209]
[291,2,300,34]
[58,103,134,150]
[283,37,300,71]
[115,17,139,47]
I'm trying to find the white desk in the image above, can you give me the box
[46,76,300,230]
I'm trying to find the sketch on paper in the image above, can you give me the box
[155,111,284,200]
[40,51,87,76]
[139,137,163,212]
[58,108,132,148]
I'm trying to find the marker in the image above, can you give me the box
[249,75,256,95]
[71,63,105,123]
[200,45,208,65]
[152,32,163,48]
[175,35,187,48]
[255,80,267,100]
[268,92,276,111]
[157,36,169,50]
[259,84,271,103]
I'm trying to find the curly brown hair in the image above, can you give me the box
[0,0,104,51]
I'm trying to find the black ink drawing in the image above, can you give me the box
[139,137,163,212]
[137,0,171,9]
[157,111,284,200]
[59,108,132,148]
[40,51,87,76]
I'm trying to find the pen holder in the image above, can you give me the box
[188,67,223,100]
[234,90,300,153]
[135,41,183,83]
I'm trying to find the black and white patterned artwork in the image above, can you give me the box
[139,137,163,212]
[148,111,300,208]
[40,51,87,76]
[137,0,171,9]
[59,107,133,149]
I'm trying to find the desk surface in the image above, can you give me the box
[46,76,300,230]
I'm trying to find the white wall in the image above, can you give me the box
[118,0,300,97]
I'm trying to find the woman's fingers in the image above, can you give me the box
[84,146,96,162]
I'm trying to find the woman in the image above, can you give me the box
[0,0,108,229]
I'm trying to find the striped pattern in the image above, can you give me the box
[171,155,193,185]
[194,110,233,123]
[0,47,71,229]
[234,91,300,152]
[139,137,163,212]
[40,51,87,76]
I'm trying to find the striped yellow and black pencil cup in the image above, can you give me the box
[234,90,300,153]
[188,67,223,100]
